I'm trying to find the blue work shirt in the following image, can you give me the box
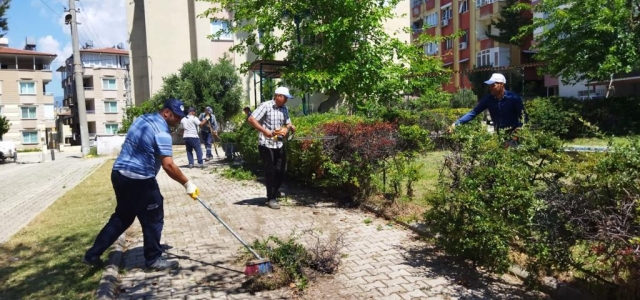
[455,90,528,131]
[113,113,173,178]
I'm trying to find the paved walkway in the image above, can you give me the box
[0,152,107,244]
[114,153,547,300]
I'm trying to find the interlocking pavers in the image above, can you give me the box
[105,149,548,299]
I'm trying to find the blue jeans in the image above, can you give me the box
[201,132,213,158]
[184,137,203,165]
[85,170,165,267]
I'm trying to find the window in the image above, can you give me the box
[21,107,37,119]
[425,12,439,27]
[211,20,233,40]
[461,30,469,43]
[424,42,438,55]
[102,78,117,90]
[476,49,492,66]
[19,82,36,95]
[23,131,38,144]
[104,101,118,113]
[105,124,119,135]
[442,39,454,50]
[476,0,497,8]
[442,6,452,20]
[459,0,468,13]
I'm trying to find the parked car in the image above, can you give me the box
[0,140,17,163]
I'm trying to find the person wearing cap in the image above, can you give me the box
[199,106,219,161]
[181,107,204,168]
[449,73,528,136]
[83,98,201,271]
[247,86,296,209]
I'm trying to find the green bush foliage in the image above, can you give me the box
[450,88,478,108]
[426,125,640,295]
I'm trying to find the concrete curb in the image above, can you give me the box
[361,203,595,300]
[96,232,127,300]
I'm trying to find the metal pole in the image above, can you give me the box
[295,19,307,115]
[69,0,90,156]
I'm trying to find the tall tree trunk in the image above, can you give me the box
[317,89,341,113]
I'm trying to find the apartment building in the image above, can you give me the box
[0,38,57,150]
[127,0,410,111]
[56,47,130,146]
[411,0,541,93]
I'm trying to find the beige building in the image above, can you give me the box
[127,0,410,112]
[57,47,130,146]
[0,38,57,150]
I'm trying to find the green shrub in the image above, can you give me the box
[221,165,256,180]
[525,97,587,139]
[450,88,477,108]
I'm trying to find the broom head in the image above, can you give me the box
[244,258,272,276]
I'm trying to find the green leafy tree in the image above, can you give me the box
[120,57,242,132]
[0,115,10,140]
[522,0,640,85]
[151,56,243,124]
[486,0,531,47]
[0,0,10,38]
[200,0,448,111]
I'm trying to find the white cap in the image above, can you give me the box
[484,73,507,85]
[274,86,294,99]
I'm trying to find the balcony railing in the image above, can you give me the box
[86,110,96,114]
[84,87,94,90]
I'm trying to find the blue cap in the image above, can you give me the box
[164,98,186,118]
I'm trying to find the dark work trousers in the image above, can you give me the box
[258,145,286,200]
[85,170,165,267]
[184,137,203,165]
[201,131,214,158]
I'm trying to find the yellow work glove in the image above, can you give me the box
[183,181,200,200]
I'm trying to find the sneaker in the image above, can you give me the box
[82,256,104,268]
[147,257,179,271]
[198,164,205,169]
[267,199,280,209]
[188,164,194,169]
[275,190,285,198]
[204,157,211,162]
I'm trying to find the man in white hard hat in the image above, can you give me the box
[449,73,527,135]
[247,86,296,209]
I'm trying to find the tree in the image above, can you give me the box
[151,56,243,124]
[486,0,532,47]
[523,0,640,85]
[200,0,448,111]
[120,57,243,132]
[0,115,10,140]
[0,0,9,38]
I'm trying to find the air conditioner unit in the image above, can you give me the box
[459,42,467,49]
[442,19,449,27]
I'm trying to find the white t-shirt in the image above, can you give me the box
[181,115,201,138]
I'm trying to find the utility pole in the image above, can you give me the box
[68,0,90,156]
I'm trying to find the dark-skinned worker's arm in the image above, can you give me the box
[160,155,200,200]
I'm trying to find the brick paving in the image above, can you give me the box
[0,153,107,244]
[114,151,547,300]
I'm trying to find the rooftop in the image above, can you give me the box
[80,48,128,55]
[0,47,56,57]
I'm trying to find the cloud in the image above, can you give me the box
[69,0,128,48]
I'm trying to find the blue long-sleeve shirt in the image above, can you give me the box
[455,90,528,131]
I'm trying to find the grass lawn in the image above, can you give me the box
[565,135,637,146]
[0,160,115,300]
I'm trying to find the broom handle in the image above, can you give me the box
[196,197,263,260]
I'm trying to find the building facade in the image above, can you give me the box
[127,0,410,111]
[411,0,541,93]
[57,47,130,146]
[0,38,57,150]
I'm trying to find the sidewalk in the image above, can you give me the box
[0,154,107,243]
[109,152,546,299]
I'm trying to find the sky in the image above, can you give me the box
[5,0,127,101]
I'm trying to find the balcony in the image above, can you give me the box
[84,87,95,99]
[57,107,72,116]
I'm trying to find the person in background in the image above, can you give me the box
[247,87,296,209]
[449,73,528,146]
[181,107,204,168]
[199,106,219,161]
[83,98,201,271]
